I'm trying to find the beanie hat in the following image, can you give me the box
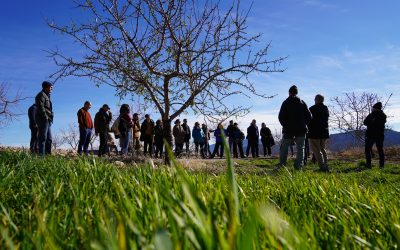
[289,85,298,95]
[42,81,53,89]
[373,102,382,110]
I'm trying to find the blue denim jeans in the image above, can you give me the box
[280,135,306,168]
[120,130,131,155]
[78,128,92,154]
[37,119,52,155]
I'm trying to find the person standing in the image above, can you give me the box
[278,85,312,169]
[192,122,205,158]
[154,119,164,158]
[132,113,141,155]
[141,114,155,156]
[210,123,227,159]
[182,119,191,154]
[232,123,245,158]
[363,102,387,168]
[260,122,274,157]
[201,123,211,158]
[35,81,54,155]
[94,104,112,156]
[308,94,330,172]
[226,120,235,154]
[118,104,133,155]
[173,119,185,156]
[246,119,260,158]
[28,103,38,153]
[77,101,93,155]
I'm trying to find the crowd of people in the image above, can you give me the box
[28,82,388,170]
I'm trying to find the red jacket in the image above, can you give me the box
[77,108,94,129]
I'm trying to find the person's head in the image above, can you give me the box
[120,104,130,114]
[145,114,150,121]
[202,123,206,128]
[289,85,298,96]
[251,119,256,125]
[133,113,138,119]
[229,120,234,125]
[194,122,200,127]
[102,104,110,112]
[373,102,382,111]
[314,94,324,104]
[156,119,162,125]
[42,81,53,94]
[261,122,266,128]
[183,118,187,124]
[234,122,238,127]
[84,101,92,110]
[218,123,223,129]
[175,119,181,125]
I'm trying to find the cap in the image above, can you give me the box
[42,81,53,89]
[102,104,110,109]
[289,85,298,95]
[373,102,382,110]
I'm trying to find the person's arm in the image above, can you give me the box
[35,94,48,120]
[278,102,287,126]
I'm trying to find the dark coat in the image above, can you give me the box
[28,104,37,129]
[118,113,133,137]
[227,124,235,139]
[35,90,53,122]
[260,127,275,146]
[364,110,387,139]
[141,119,155,136]
[173,124,186,144]
[247,124,259,143]
[232,127,245,141]
[154,124,164,144]
[182,123,191,141]
[308,103,329,139]
[94,108,112,134]
[278,96,311,137]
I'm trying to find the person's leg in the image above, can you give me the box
[144,139,148,155]
[83,129,92,154]
[238,141,245,158]
[376,137,385,168]
[37,120,48,155]
[309,139,323,169]
[267,145,272,156]
[320,139,328,168]
[255,140,259,157]
[78,128,86,154]
[219,142,224,158]
[211,142,219,158]
[262,142,267,157]
[45,122,52,155]
[148,138,153,156]
[246,142,250,157]
[365,137,374,168]
[98,132,106,156]
[233,140,238,158]
[279,138,291,165]
[30,127,38,153]
[294,136,305,169]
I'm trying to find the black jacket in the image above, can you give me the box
[28,104,37,129]
[247,124,259,143]
[364,110,387,139]
[278,96,311,137]
[94,108,112,134]
[308,103,329,139]
[154,124,164,144]
[227,124,235,138]
[35,90,53,122]
[182,123,191,141]
[260,127,275,145]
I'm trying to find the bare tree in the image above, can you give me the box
[273,127,282,145]
[0,83,27,125]
[330,92,392,143]
[52,133,65,150]
[47,0,285,162]
[60,123,80,150]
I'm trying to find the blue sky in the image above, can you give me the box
[1,0,400,147]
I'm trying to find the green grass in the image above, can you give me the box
[0,150,399,249]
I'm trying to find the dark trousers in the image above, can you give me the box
[233,140,245,158]
[229,138,234,153]
[365,137,384,168]
[184,139,190,154]
[154,141,164,158]
[175,143,184,156]
[98,132,108,156]
[30,126,39,153]
[211,142,224,158]
[78,128,92,154]
[143,135,153,156]
[261,142,271,156]
[37,119,52,155]
[247,140,259,157]
[194,142,205,158]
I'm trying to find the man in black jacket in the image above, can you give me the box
[364,102,387,168]
[246,119,259,158]
[28,103,38,153]
[94,104,112,156]
[278,85,312,169]
[182,119,191,154]
[308,94,330,172]
[35,81,54,155]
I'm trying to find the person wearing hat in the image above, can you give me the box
[94,104,112,156]
[192,122,205,158]
[141,114,155,156]
[278,85,312,169]
[363,102,387,168]
[226,120,235,154]
[308,94,330,172]
[77,101,94,155]
[173,119,185,156]
[181,118,191,154]
[35,81,54,155]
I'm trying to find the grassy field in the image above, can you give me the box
[0,149,399,249]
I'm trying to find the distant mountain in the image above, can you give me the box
[327,129,400,152]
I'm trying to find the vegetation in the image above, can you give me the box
[0,149,399,249]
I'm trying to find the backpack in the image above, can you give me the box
[111,117,121,137]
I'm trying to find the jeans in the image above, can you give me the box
[143,135,153,156]
[78,128,92,154]
[37,119,52,155]
[233,140,245,158]
[228,138,234,153]
[247,140,259,158]
[365,136,384,168]
[98,132,108,156]
[309,139,328,170]
[120,130,131,155]
[30,126,39,153]
[280,135,306,168]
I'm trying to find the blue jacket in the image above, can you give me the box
[192,126,205,143]
[214,129,227,143]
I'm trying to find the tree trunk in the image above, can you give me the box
[163,117,173,165]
